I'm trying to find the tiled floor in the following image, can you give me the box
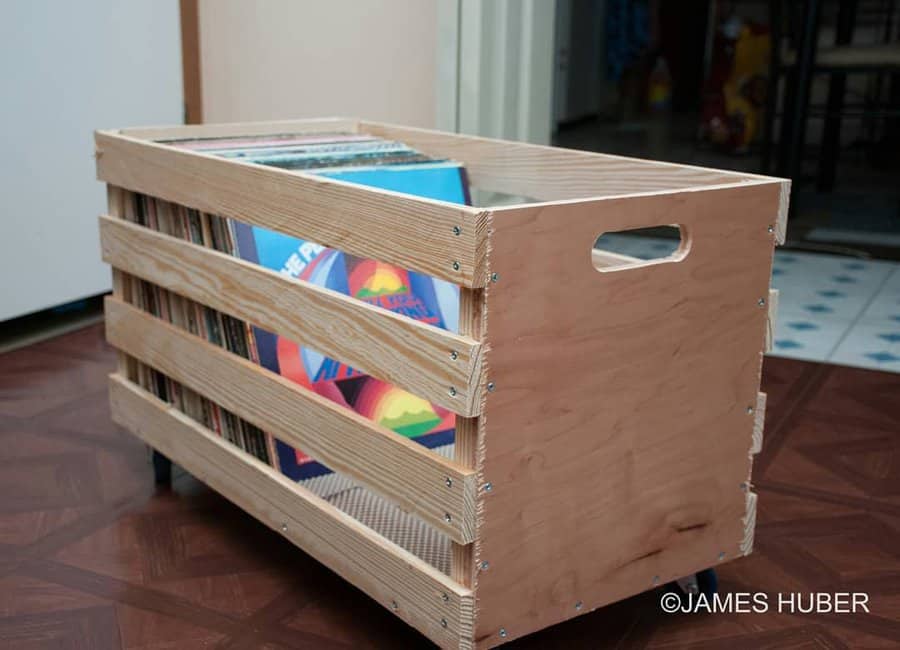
[599,235,900,373]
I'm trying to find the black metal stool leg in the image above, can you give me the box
[152,449,172,486]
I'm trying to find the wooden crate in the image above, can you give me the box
[95,118,788,648]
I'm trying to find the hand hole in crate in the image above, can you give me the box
[592,224,689,273]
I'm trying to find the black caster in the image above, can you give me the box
[152,450,173,486]
[665,568,718,598]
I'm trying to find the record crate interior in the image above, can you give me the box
[96,117,788,649]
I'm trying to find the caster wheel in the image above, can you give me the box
[152,450,172,486]
[665,568,717,598]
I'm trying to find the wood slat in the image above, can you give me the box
[361,121,781,204]
[99,215,483,416]
[104,297,476,543]
[95,129,489,286]
[120,117,359,141]
[108,375,474,649]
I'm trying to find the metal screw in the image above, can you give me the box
[747,405,754,415]
[441,618,448,628]
[445,477,453,488]
[499,628,508,638]
[452,261,460,271]
[391,600,398,611]
[450,350,458,360]
[280,523,288,533]
[448,386,457,397]
[490,272,500,283]
[487,382,495,392]
[652,575,660,585]
[718,551,726,561]
[453,225,462,236]
[740,482,748,491]
[480,560,490,571]
[444,513,452,523]
[484,482,493,492]
[442,592,450,603]
[758,297,766,307]
[575,601,583,611]
[767,225,774,234]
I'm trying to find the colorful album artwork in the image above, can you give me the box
[232,161,469,479]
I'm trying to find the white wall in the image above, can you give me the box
[198,0,439,127]
[0,0,183,321]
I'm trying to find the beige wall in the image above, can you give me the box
[198,0,438,127]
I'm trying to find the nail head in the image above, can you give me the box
[452,261,460,271]
[490,272,499,283]
[453,225,462,236]
[499,628,507,638]
[445,477,453,488]
[484,482,493,492]
[449,386,457,397]
[480,560,490,571]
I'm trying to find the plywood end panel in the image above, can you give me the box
[473,181,782,646]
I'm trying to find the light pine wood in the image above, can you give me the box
[105,297,477,543]
[106,186,137,382]
[473,182,781,646]
[108,375,474,649]
[99,215,483,416]
[95,130,489,286]
[741,491,758,556]
[120,117,359,141]
[751,392,767,456]
[766,289,779,353]
[361,121,785,204]
[451,287,487,588]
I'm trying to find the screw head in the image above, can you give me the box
[280,523,288,533]
[445,477,453,488]
[448,386,457,397]
[746,405,754,415]
[487,381,495,392]
[575,601,583,611]
[718,551,726,561]
[391,600,398,610]
[758,297,766,307]
[453,225,462,236]
[499,628,508,638]
[480,560,490,571]
[441,618,448,628]
[767,225,774,233]
[483,482,493,492]
[490,272,499,282]
[450,350,458,360]
[442,592,450,603]
[740,482,748,491]
[452,261,460,271]
[444,513,452,523]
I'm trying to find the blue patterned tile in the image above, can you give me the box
[787,321,820,331]
[864,351,900,363]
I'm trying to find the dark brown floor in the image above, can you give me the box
[0,323,898,649]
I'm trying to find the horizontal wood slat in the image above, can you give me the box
[120,117,360,141]
[99,216,483,416]
[108,375,474,649]
[361,121,774,203]
[105,297,476,543]
[95,129,489,287]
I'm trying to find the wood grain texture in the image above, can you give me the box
[473,182,781,646]
[179,0,203,124]
[361,121,785,203]
[105,297,476,543]
[766,289,779,353]
[99,215,483,416]
[451,287,487,588]
[108,375,475,650]
[120,117,359,141]
[94,130,489,286]
[751,392,767,456]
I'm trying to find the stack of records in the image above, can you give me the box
[132,131,470,486]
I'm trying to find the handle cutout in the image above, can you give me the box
[592,225,688,273]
